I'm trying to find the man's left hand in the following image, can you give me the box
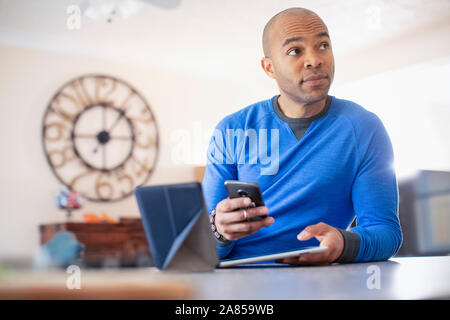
[276,222,344,266]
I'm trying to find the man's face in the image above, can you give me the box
[263,14,335,105]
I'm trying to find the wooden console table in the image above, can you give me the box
[39,218,152,268]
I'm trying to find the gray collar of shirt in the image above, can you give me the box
[272,95,332,141]
[272,94,332,125]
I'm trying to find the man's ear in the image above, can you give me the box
[261,57,276,79]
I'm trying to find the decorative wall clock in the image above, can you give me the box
[42,74,159,202]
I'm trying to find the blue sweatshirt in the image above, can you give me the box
[201,95,402,263]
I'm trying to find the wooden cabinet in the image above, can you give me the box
[39,218,152,267]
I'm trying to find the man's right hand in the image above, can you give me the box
[213,197,274,241]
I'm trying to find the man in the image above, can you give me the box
[201,8,402,265]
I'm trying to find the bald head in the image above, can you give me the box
[262,8,328,57]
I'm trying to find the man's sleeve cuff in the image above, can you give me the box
[215,237,233,247]
[335,229,360,263]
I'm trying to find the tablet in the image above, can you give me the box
[218,246,328,267]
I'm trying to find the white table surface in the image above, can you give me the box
[1,256,449,299]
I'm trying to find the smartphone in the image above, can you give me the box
[224,180,267,221]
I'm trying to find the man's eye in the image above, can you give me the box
[320,43,329,50]
[288,48,301,56]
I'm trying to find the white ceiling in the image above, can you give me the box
[0,0,449,79]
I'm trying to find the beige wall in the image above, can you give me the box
[0,44,277,259]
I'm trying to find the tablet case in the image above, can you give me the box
[134,182,219,272]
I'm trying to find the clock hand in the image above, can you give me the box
[93,130,110,153]
[92,110,126,153]
[107,110,125,133]
[93,108,128,153]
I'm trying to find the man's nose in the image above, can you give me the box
[303,49,322,68]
